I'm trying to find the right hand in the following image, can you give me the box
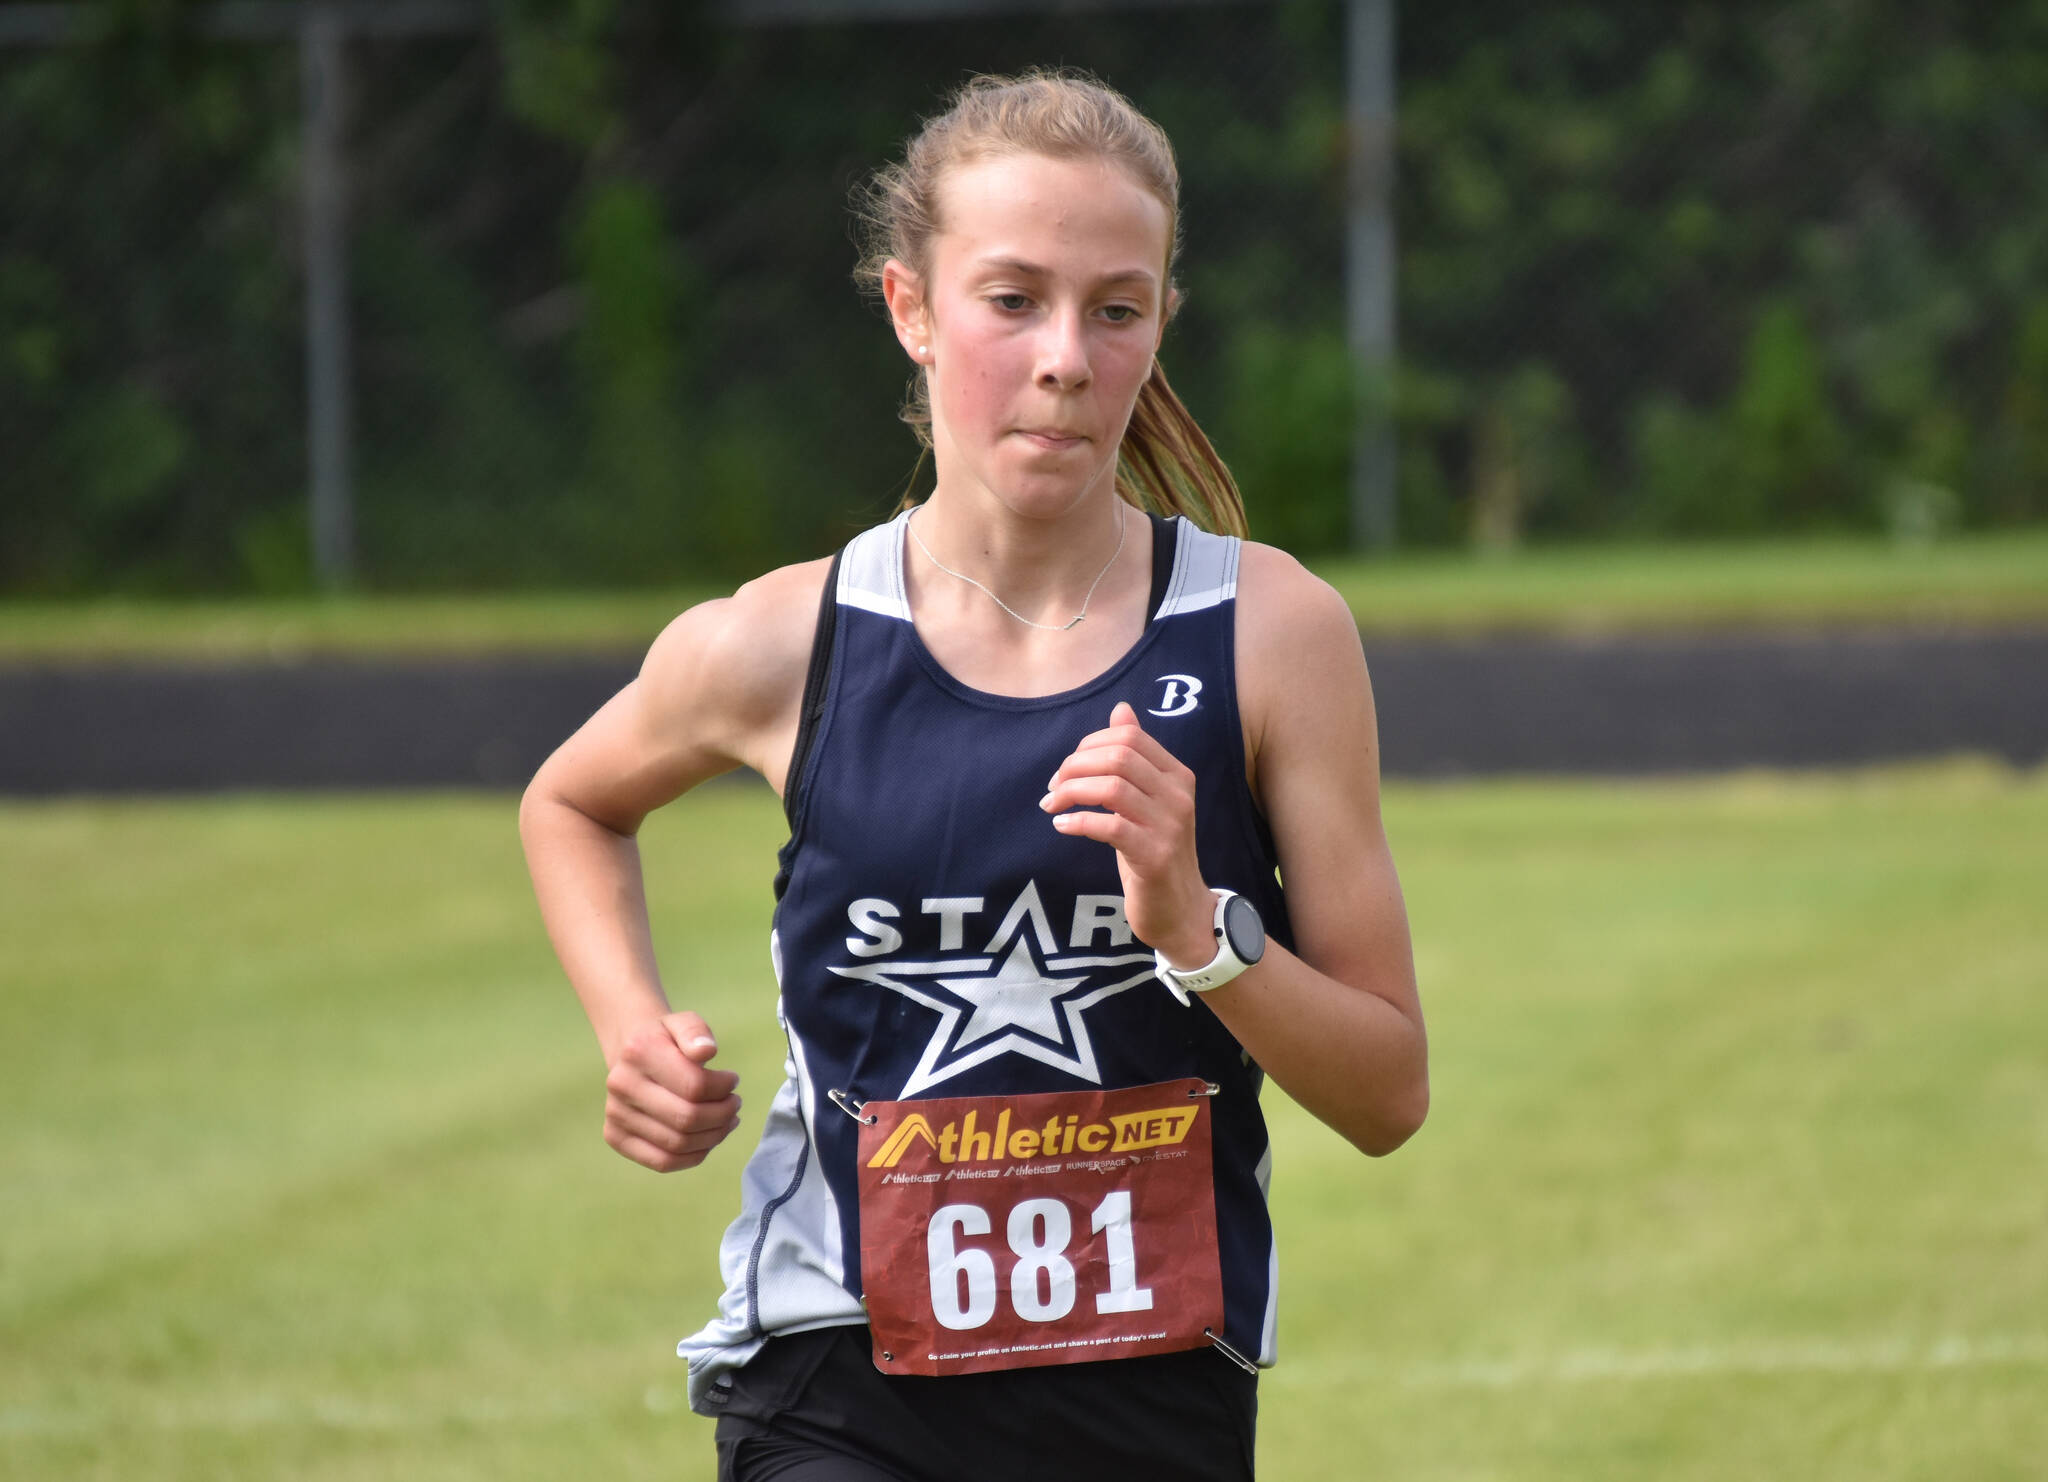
[602,1011,743,1172]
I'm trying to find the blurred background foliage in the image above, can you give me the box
[3,0,2047,594]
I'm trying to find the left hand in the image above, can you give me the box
[1041,701,1217,968]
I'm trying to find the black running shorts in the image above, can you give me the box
[713,1325,1258,1482]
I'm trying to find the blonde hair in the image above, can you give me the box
[853,69,1248,538]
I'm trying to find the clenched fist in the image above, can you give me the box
[602,1011,743,1172]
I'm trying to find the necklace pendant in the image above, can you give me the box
[908,501,1126,636]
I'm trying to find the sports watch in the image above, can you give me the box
[1154,889,1266,1006]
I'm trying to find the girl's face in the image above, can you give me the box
[886,152,1173,522]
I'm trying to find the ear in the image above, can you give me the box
[881,259,931,365]
[1152,284,1180,356]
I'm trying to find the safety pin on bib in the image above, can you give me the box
[1186,1083,1249,1370]
[827,1088,877,1125]
[1204,1327,1260,1375]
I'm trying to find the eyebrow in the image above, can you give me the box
[972,255,1159,290]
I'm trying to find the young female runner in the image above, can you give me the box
[520,69,1427,1482]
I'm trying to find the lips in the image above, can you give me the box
[1016,428,1088,450]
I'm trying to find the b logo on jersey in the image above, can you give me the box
[1148,674,1202,717]
[828,882,1157,1096]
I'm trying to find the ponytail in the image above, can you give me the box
[1115,359,1248,538]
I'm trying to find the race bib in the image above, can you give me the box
[855,1078,1224,1377]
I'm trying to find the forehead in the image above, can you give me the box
[929,152,1172,283]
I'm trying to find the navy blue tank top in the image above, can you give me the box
[680,508,1293,1413]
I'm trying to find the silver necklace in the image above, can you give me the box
[906,501,1127,632]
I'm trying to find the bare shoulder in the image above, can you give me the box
[525,555,833,833]
[1234,540,1358,649]
[1234,541,1370,703]
[639,555,834,782]
[643,557,831,714]
[1231,540,1377,789]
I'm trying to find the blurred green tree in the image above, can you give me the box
[2,0,2044,592]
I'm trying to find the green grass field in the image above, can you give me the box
[4,766,2045,1480]
[3,529,2045,659]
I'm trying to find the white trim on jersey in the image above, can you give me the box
[1153,517,1241,618]
[1256,1143,1280,1366]
[679,950,864,1412]
[836,507,1243,624]
[836,510,914,621]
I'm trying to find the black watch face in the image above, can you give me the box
[1222,895,1266,965]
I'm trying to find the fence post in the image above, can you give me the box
[1346,0,1397,551]
[302,2,355,588]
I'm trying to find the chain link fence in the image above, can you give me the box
[4,1,2045,596]
[2,0,1352,593]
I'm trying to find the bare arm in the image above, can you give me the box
[518,557,828,1169]
[1209,545,1426,1153]
[1043,544,1426,1155]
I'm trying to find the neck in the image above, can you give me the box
[911,483,1131,625]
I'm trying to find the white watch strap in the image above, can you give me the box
[1154,890,1247,1006]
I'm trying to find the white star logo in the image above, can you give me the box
[828,883,1156,1096]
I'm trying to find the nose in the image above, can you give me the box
[1034,309,1092,391]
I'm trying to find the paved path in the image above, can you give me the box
[2,628,2043,794]
[1361,626,2048,778]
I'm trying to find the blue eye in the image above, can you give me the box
[991,294,1031,312]
[1101,305,1140,324]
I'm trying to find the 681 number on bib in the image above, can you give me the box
[855,1079,1224,1377]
